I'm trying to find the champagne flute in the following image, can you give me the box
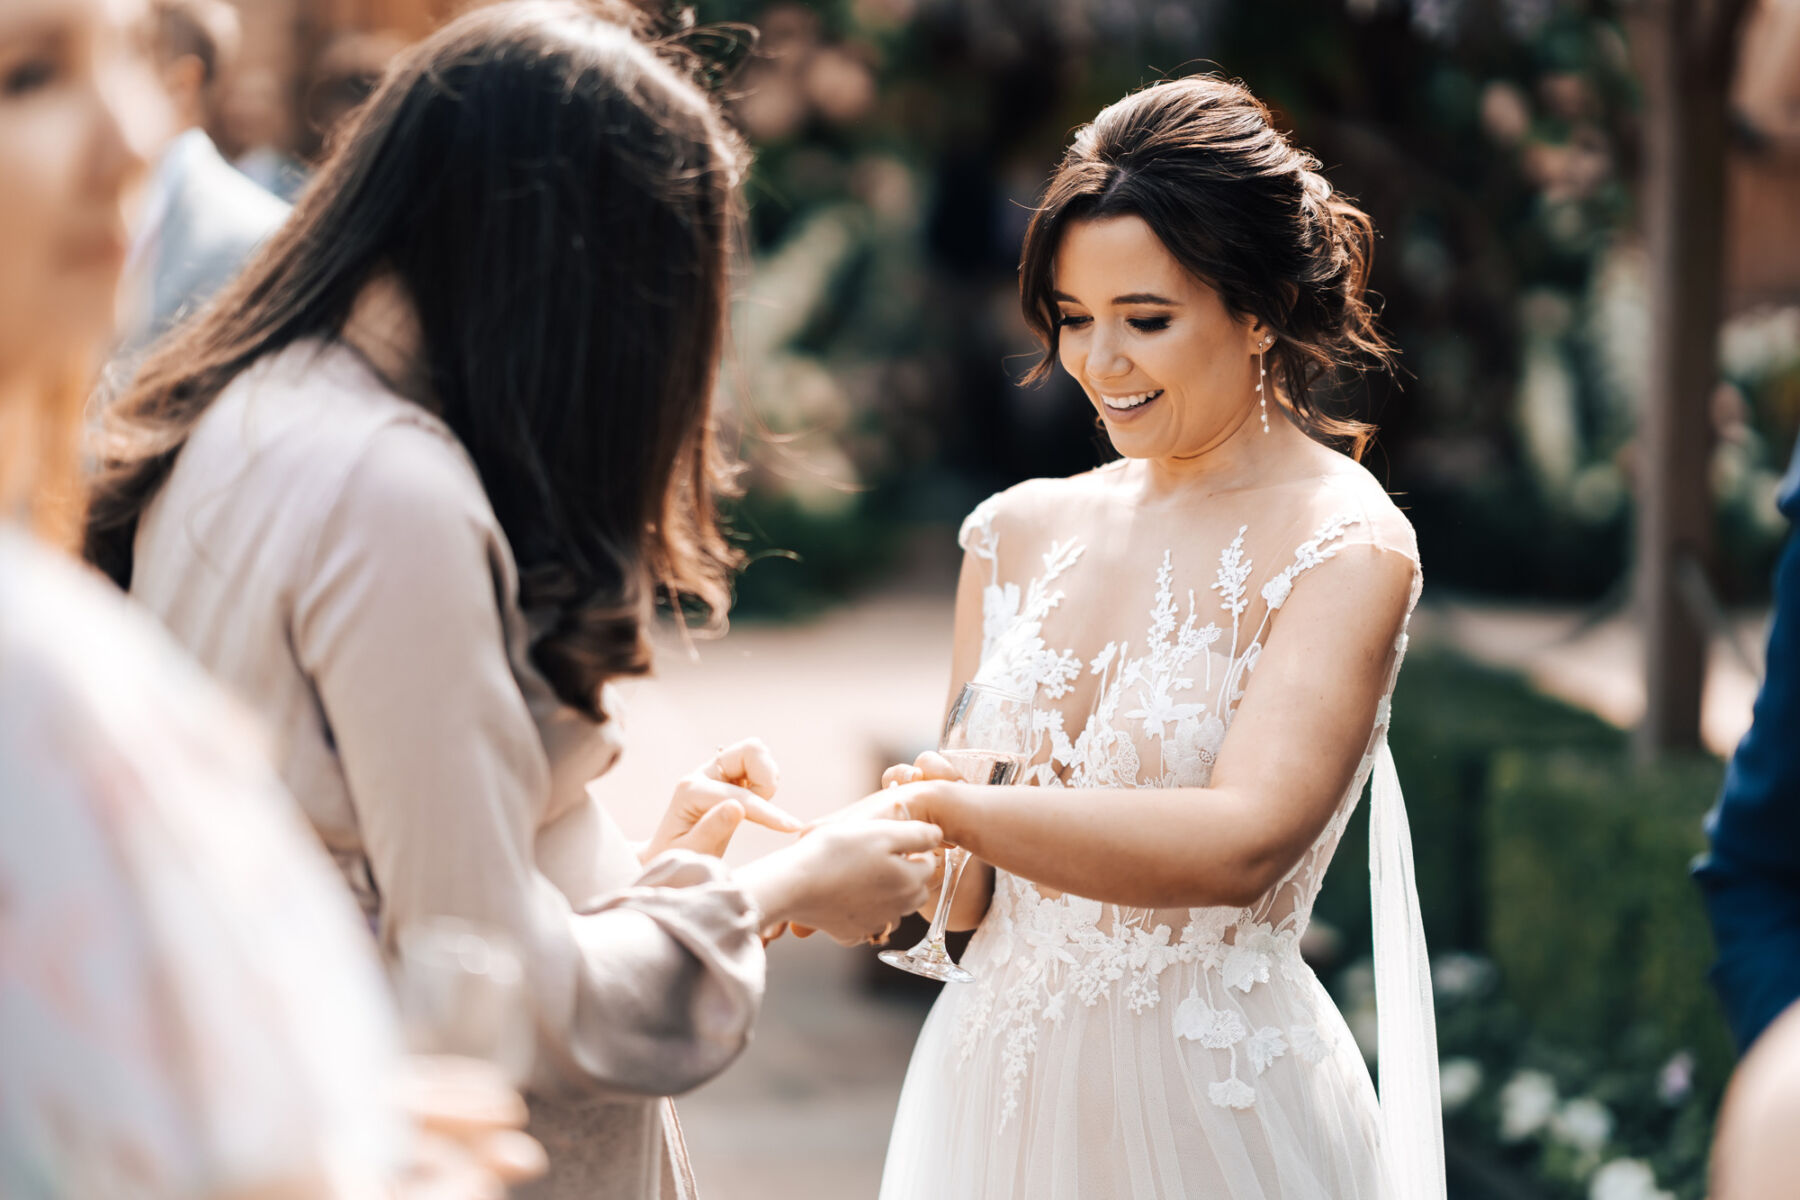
[394,916,535,1086]
[879,681,1032,983]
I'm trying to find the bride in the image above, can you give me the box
[858,75,1444,1199]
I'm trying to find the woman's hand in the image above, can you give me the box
[736,819,942,946]
[392,1054,546,1199]
[640,738,803,864]
[812,751,963,832]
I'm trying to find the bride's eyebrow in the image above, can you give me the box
[1050,290,1179,306]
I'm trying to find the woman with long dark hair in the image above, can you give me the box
[856,76,1445,1198]
[86,6,939,1198]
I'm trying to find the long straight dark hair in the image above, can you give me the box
[86,1,748,722]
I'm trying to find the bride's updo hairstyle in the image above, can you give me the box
[1018,75,1396,458]
[86,1,747,723]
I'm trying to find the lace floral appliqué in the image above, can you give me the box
[951,505,1390,1123]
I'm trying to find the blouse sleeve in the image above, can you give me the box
[289,421,764,1097]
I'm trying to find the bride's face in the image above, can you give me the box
[1052,215,1266,463]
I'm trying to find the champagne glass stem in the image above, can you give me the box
[923,847,970,947]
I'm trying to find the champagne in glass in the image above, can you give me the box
[394,916,535,1086]
[880,682,1032,983]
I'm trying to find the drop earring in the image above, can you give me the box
[1257,338,1272,433]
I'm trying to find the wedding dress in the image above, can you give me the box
[881,460,1443,1200]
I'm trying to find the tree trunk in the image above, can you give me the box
[1632,0,1754,760]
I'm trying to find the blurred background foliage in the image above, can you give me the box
[1305,650,1732,1197]
[689,0,1800,616]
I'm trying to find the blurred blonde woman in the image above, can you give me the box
[0,0,423,1194]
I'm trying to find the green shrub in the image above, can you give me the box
[1484,748,1734,1085]
[1310,647,1734,1199]
[723,490,903,620]
[1312,647,1625,957]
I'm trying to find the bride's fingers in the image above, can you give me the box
[912,750,960,781]
[706,737,780,799]
[881,764,922,789]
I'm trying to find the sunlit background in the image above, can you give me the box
[199,1,1800,1196]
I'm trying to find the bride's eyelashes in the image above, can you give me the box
[1054,314,1173,332]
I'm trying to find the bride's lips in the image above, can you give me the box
[1097,388,1165,418]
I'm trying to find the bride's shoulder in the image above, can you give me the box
[958,464,1123,556]
[1289,453,1418,564]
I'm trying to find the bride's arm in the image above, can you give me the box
[892,545,1417,912]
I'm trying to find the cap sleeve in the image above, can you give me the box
[958,491,1005,561]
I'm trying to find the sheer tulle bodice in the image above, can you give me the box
[881,462,1441,1200]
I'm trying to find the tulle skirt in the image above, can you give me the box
[880,904,1391,1200]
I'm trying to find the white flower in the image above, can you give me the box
[1588,1158,1673,1200]
[1124,688,1204,741]
[1173,997,1245,1048]
[981,582,1021,654]
[1439,1058,1484,1113]
[1208,1078,1256,1110]
[1290,1022,1334,1063]
[1656,1050,1695,1106]
[1498,1070,1559,1143]
[1260,573,1294,609]
[1550,1096,1614,1155]
[1247,1026,1287,1075]
[1221,940,1273,992]
[1089,641,1118,675]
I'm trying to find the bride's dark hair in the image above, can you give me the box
[1018,74,1396,459]
[85,1,747,722]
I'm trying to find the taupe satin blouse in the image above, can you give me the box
[129,329,763,1200]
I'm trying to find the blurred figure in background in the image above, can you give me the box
[302,30,406,156]
[86,5,939,1197]
[221,66,307,201]
[0,0,517,1195]
[116,0,287,354]
[1694,435,1800,1055]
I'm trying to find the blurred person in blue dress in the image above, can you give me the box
[1696,437,1800,1053]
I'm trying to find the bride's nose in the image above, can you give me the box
[1086,328,1133,383]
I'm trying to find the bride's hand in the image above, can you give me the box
[640,738,803,864]
[811,752,961,829]
[735,819,943,947]
[879,750,961,791]
[785,755,964,937]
